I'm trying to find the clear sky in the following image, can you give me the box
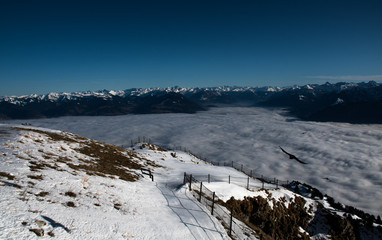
[1,0,381,96]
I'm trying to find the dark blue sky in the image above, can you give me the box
[1,0,381,96]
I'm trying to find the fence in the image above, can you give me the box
[191,173,283,191]
[210,161,289,187]
[129,137,293,239]
[128,137,290,189]
[184,173,257,240]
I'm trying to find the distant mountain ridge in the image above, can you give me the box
[1,81,382,123]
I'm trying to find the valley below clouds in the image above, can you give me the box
[9,107,382,216]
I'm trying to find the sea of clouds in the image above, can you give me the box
[8,107,382,216]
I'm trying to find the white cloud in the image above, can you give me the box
[10,108,382,216]
[306,75,382,81]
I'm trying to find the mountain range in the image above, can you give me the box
[1,81,381,123]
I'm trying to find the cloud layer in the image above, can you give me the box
[12,107,382,216]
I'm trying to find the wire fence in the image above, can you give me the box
[129,137,293,239]
[209,161,289,187]
[128,137,291,189]
[184,173,258,240]
[191,173,283,191]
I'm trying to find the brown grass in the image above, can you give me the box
[224,195,310,240]
[114,203,122,210]
[0,171,15,180]
[75,140,142,181]
[27,175,43,180]
[14,127,79,143]
[14,154,30,161]
[66,201,76,207]
[27,181,35,186]
[140,143,167,152]
[36,191,49,197]
[64,191,77,198]
[12,127,168,182]
[29,228,44,236]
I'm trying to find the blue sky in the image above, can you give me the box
[1,0,381,96]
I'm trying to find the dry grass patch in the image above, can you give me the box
[56,156,73,163]
[29,228,44,236]
[42,153,53,159]
[225,195,310,240]
[12,127,160,182]
[0,171,15,180]
[140,143,167,152]
[29,160,60,172]
[13,127,81,143]
[14,154,30,161]
[66,201,76,207]
[36,191,49,197]
[27,175,43,180]
[114,203,122,210]
[27,181,35,186]
[64,191,77,198]
[76,140,143,181]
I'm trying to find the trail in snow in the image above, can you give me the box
[157,183,229,240]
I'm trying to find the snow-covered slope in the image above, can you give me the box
[1,124,381,239]
[0,124,235,239]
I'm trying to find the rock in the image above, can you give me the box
[35,220,46,227]
[29,228,44,236]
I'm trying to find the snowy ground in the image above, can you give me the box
[1,124,261,239]
[8,107,381,217]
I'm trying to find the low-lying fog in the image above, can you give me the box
[10,107,382,216]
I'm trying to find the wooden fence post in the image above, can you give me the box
[199,182,203,202]
[189,174,192,191]
[231,161,234,168]
[229,175,231,184]
[247,177,250,190]
[229,208,233,237]
[184,172,186,184]
[211,192,215,215]
[208,174,210,183]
